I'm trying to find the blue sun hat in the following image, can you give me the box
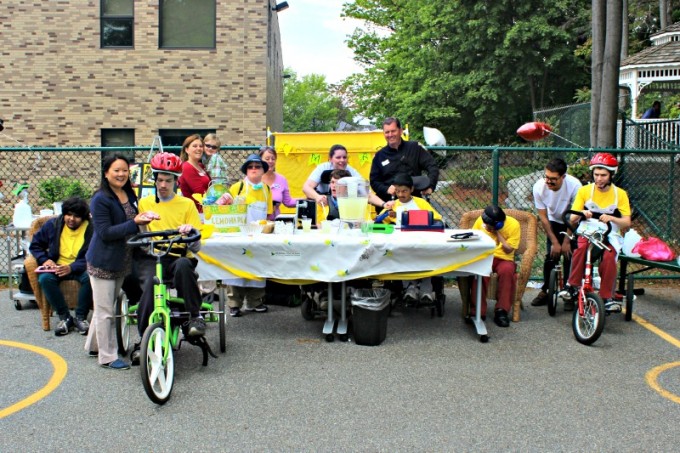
[240,154,269,174]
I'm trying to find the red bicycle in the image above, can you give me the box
[558,210,612,345]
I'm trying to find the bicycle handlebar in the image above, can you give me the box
[127,228,201,248]
[562,210,612,251]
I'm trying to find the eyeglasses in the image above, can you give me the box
[204,144,219,150]
[544,175,562,183]
[247,165,263,170]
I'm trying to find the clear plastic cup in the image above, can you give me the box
[301,218,312,232]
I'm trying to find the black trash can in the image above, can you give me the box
[351,288,390,346]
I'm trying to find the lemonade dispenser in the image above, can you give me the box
[335,176,369,227]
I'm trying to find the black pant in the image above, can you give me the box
[136,255,201,336]
[541,221,576,292]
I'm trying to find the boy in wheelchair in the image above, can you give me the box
[376,173,443,305]
[131,152,205,365]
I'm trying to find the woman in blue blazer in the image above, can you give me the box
[84,154,156,370]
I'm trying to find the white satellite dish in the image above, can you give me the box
[423,127,446,146]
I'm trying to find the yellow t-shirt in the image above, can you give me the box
[472,215,521,262]
[228,180,274,216]
[380,196,442,224]
[571,184,631,216]
[138,195,202,258]
[58,220,89,265]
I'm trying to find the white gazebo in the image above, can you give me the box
[619,22,680,119]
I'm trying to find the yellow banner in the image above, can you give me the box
[273,131,386,214]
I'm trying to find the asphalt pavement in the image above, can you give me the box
[1,284,679,452]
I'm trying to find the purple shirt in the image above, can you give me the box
[268,173,298,220]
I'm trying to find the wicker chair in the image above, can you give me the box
[24,216,81,331]
[457,209,538,322]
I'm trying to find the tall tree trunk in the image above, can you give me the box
[596,0,623,148]
[621,0,628,59]
[660,0,670,29]
[590,0,606,147]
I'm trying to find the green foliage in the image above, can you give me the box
[282,70,354,132]
[37,177,93,207]
[342,0,590,144]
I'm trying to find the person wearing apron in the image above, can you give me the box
[565,153,631,313]
[223,154,273,317]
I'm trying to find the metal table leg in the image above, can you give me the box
[322,282,335,340]
[472,275,489,342]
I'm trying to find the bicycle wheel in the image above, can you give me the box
[115,291,131,356]
[547,268,558,317]
[218,293,226,353]
[140,322,175,405]
[625,274,634,322]
[572,292,605,346]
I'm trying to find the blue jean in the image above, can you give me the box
[38,271,92,320]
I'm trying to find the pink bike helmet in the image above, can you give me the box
[589,153,618,174]
[151,152,183,177]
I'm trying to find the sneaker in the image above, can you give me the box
[100,359,130,370]
[229,307,242,317]
[187,317,206,337]
[130,341,141,366]
[605,299,622,314]
[562,285,578,301]
[403,285,418,303]
[75,318,89,335]
[54,316,74,336]
[494,309,510,327]
[530,290,548,307]
[244,304,269,313]
[420,292,435,304]
[88,350,98,358]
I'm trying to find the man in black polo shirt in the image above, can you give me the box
[370,117,440,202]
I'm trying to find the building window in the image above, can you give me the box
[101,129,135,164]
[101,0,134,48]
[159,0,216,49]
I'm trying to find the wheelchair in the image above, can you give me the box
[115,228,226,405]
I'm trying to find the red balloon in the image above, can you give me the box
[516,122,553,141]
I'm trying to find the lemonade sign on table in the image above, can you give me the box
[204,203,247,233]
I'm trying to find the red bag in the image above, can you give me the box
[631,237,676,261]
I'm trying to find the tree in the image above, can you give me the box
[282,70,353,132]
[342,0,590,144]
[590,0,622,147]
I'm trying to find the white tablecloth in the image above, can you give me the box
[196,229,495,283]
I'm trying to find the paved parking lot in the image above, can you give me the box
[1,285,679,452]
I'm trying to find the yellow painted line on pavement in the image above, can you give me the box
[0,340,68,419]
[645,362,680,404]
[631,313,680,405]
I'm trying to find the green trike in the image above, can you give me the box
[115,228,226,404]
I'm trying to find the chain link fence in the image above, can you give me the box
[1,145,679,285]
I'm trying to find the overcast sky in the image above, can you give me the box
[277,0,365,84]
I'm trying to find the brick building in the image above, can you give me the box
[0,0,285,148]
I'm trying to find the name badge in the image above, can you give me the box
[381,159,390,166]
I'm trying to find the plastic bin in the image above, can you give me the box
[351,288,390,346]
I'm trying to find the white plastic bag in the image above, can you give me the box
[623,228,642,257]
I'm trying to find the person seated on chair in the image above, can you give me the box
[322,169,390,221]
[470,205,521,327]
[302,144,361,207]
[564,153,631,314]
[29,196,94,336]
[377,173,441,304]
[131,152,204,365]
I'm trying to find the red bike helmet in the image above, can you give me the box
[589,152,618,174]
[151,152,182,177]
